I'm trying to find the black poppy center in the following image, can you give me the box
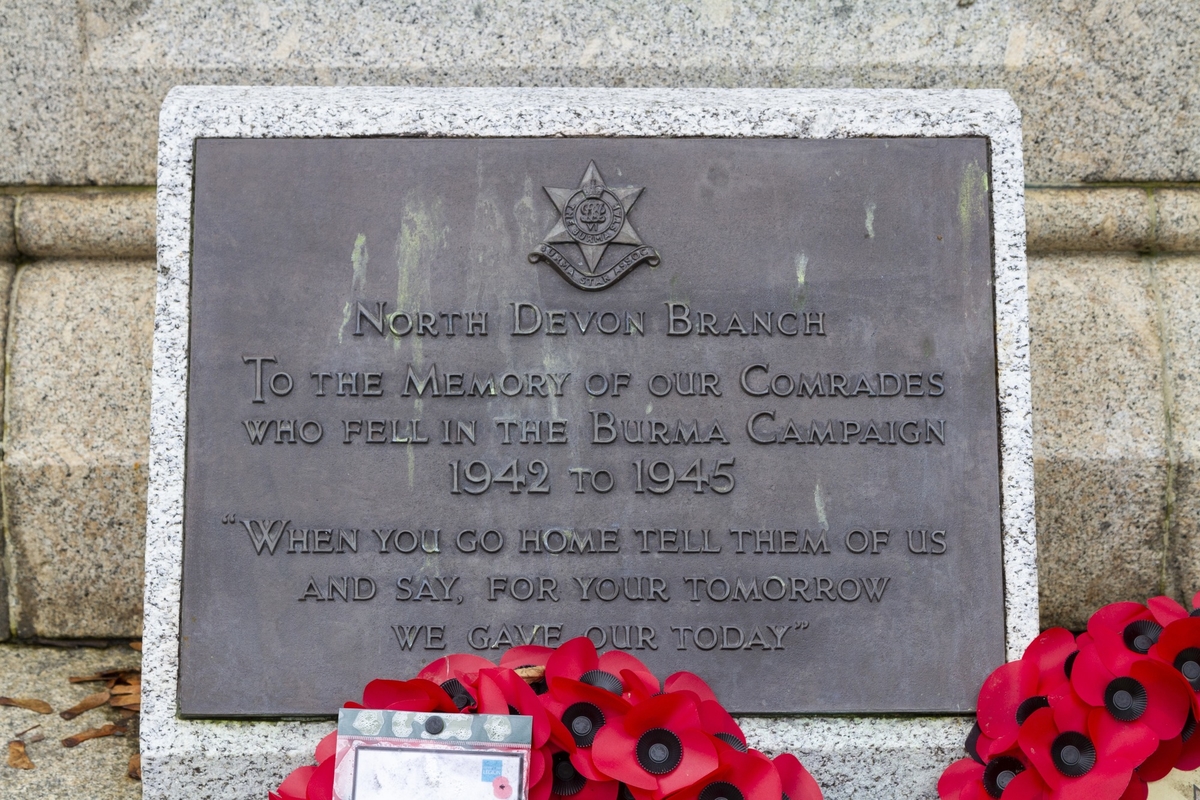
[636,728,683,775]
[1051,732,1097,777]
[1123,620,1163,654]
[440,678,474,710]
[551,752,586,797]
[714,732,748,752]
[424,715,444,735]
[1104,676,1148,722]
[1015,695,1049,725]
[580,669,624,695]
[1185,711,1198,742]
[563,702,605,747]
[1175,648,1200,689]
[1064,650,1079,679]
[983,756,1025,799]
[698,782,744,800]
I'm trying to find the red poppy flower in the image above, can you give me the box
[474,667,574,751]
[543,748,621,800]
[663,672,718,703]
[773,753,824,800]
[545,637,659,701]
[1046,679,1092,736]
[358,677,457,713]
[274,765,314,800]
[314,730,336,764]
[543,675,632,781]
[661,672,749,751]
[501,644,555,670]
[977,661,1043,758]
[1150,616,1200,711]
[1024,628,1079,693]
[1147,596,1188,627]
[592,691,718,799]
[273,729,337,800]
[974,631,1080,762]
[698,698,748,753]
[1070,643,1191,741]
[1018,706,1157,800]
[662,740,781,800]
[417,653,495,710]
[501,644,555,693]
[529,747,552,800]
[1088,603,1163,674]
[1136,734,1181,782]
[937,752,1048,800]
[1117,775,1147,800]
[305,758,333,800]
[964,721,996,767]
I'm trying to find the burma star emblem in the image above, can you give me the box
[529,161,660,291]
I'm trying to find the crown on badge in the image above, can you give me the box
[582,178,604,198]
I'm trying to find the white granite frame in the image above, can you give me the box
[148,87,1035,799]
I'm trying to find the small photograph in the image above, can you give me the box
[331,708,532,800]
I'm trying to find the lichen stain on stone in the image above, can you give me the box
[814,482,829,532]
[959,161,989,251]
[394,194,446,360]
[513,176,541,251]
[338,233,369,344]
[793,252,809,311]
[393,196,447,489]
[864,202,876,239]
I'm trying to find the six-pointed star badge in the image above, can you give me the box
[529,161,660,291]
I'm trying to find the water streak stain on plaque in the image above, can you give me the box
[180,137,1003,717]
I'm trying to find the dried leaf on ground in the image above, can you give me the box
[0,697,52,714]
[69,667,141,685]
[109,696,140,710]
[129,642,142,652]
[128,753,142,780]
[24,731,44,744]
[515,665,545,683]
[6,740,34,769]
[110,684,138,696]
[13,723,40,738]
[61,723,125,748]
[59,691,111,720]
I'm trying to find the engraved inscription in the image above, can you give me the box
[181,136,1004,717]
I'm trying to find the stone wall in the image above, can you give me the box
[1,0,1198,638]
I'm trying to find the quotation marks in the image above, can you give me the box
[796,621,810,630]
[221,514,237,525]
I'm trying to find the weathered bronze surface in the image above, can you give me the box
[181,137,1004,716]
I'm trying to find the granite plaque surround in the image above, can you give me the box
[147,88,1035,799]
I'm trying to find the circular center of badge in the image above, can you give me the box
[564,187,625,246]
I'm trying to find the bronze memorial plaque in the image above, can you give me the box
[180,137,1004,716]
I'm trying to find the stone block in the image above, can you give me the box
[16,191,155,258]
[1158,257,1200,597]
[3,260,155,639]
[3,0,1199,184]
[0,261,17,641]
[0,644,141,798]
[1025,188,1152,253]
[0,196,16,259]
[1157,190,1200,253]
[1029,253,1169,630]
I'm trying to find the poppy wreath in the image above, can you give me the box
[939,592,1200,800]
[270,637,824,800]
